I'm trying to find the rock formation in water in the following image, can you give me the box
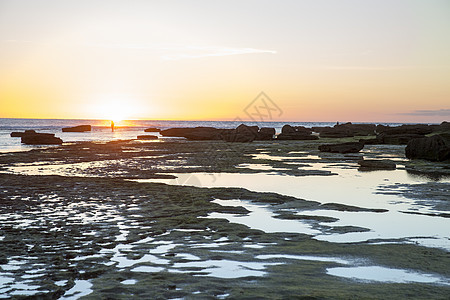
[62,125,91,132]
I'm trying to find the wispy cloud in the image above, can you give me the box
[2,40,276,60]
[159,46,276,60]
[319,65,450,71]
[399,109,450,116]
[161,47,277,60]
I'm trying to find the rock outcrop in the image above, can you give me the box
[277,125,318,140]
[358,159,396,170]
[377,133,426,145]
[160,127,224,140]
[318,127,354,138]
[257,127,276,140]
[159,124,275,142]
[62,125,91,132]
[20,131,63,145]
[376,124,432,136]
[10,130,37,137]
[318,142,364,153]
[222,124,257,142]
[333,122,376,136]
[137,135,158,140]
[405,134,450,161]
[144,128,161,132]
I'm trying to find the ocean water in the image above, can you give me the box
[0,118,411,152]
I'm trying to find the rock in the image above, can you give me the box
[318,142,364,153]
[405,134,450,161]
[378,133,425,145]
[21,132,63,145]
[256,127,275,140]
[10,130,36,137]
[137,135,158,140]
[282,125,312,135]
[334,122,376,136]
[236,124,258,135]
[312,126,331,133]
[319,127,354,138]
[62,125,91,132]
[160,127,222,140]
[358,159,396,170]
[281,124,295,134]
[221,124,257,142]
[376,124,432,135]
[144,127,161,132]
[185,128,234,140]
[359,138,382,145]
[430,121,450,133]
[10,132,23,137]
[278,124,317,140]
[277,133,318,140]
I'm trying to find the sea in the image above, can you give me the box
[0,118,425,153]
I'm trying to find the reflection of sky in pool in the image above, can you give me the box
[327,266,449,285]
[135,157,450,250]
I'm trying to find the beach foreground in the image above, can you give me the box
[0,137,449,299]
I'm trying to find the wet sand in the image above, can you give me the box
[0,137,449,299]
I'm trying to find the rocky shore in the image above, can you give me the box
[0,125,449,299]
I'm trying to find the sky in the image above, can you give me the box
[0,0,449,123]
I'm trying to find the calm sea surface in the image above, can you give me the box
[0,118,422,152]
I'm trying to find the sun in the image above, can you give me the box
[93,94,137,123]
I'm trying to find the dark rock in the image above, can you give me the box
[311,126,331,133]
[137,135,158,140]
[358,159,396,170]
[318,142,364,153]
[11,130,36,137]
[160,127,222,140]
[376,124,432,135]
[21,132,63,145]
[430,121,450,133]
[144,127,161,132]
[359,138,382,145]
[236,124,258,135]
[259,127,276,135]
[315,122,374,137]
[10,132,23,137]
[277,133,318,140]
[282,125,312,135]
[184,128,234,140]
[256,127,275,140]
[281,124,295,134]
[278,124,316,140]
[378,133,425,145]
[334,122,376,136]
[222,124,258,142]
[319,127,354,138]
[313,123,355,138]
[405,134,450,161]
[62,125,91,132]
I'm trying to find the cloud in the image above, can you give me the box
[319,65,450,71]
[2,40,276,60]
[399,109,450,116]
[160,46,277,60]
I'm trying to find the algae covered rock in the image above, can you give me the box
[358,159,396,170]
[318,142,364,153]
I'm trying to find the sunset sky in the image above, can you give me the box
[1,0,449,122]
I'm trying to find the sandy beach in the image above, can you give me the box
[0,134,449,299]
